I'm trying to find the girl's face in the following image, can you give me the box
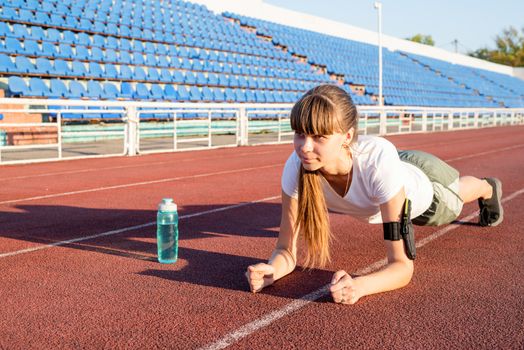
[293,130,352,174]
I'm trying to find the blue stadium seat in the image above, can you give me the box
[145,53,157,66]
[35,57,53,75]
[0,21,11,37]
[132,41,144,53]
[212,88,225,101]
[172,70,184,83]
[28,26,45,41]
[15,56,36,73]
[58,44,74,59]
[29,78,51,97]
[52,59,71,76]
[144,42,156,54]
[19,9,34,22]
[134,66,147,80]
[50,14,65,26]
[120,82,134,99]
[12,24,29,38]
[118,65,133,80]
[169,57,181,69]
[8,76,30,96]
[159,68,172,82]
[49,79,67,98]
[224,88,235,102]
[88,62,104,78]
[106,36,118,50]
[65,15,79,28]
[75,46,90,61]
[132,52,145,65]
[1,7,17,20]
[102,82,119,99]
[208,73,219,85]
[180,58,192,70]
[77,33,92,46]
[235,89,246,102]
[196,72,207,85]
[119,38,132,51]
[71,61,88,77]
[202,86,213,101]
[156,44,168,55]
[134,83,150,99]
[91,47,104,61]
[157,55,169,68]
[40,42,58,58]
[68,81,86,99]
[104,63,118,79]
[104,48,117,62]
[93,34,106,48]
[5,37,23,54]
[177,86,190,100]
[119,50,132,64]
[0,54,15,72]
[164,85,178,100]
[150,84,164,100]
[148,67,160,81]
[46,28,61,43]
[245,89,256,102]
[184,71,197,84]
[62,31,76,44]
[85,80,102,99]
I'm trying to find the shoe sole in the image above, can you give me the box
[488,177,503,227]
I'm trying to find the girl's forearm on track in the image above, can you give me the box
[354,260,414,298]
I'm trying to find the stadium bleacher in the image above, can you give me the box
[0,0,523,111]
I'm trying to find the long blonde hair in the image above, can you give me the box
[290,85,359,268]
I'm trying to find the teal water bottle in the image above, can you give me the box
[156,198,179,264]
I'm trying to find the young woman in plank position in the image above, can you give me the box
[245,84,503,304]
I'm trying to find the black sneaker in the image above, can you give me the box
[478,177,503,227]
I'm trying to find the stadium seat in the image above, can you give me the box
[0,54,15,72]
[150,84,164,99]
[102,82,119,99]
[120,82,133,99]
[85,80,102,99]
[0,21,11,37]
[91,47,104,62]
[148,67,160,81]
[212,88,225,102]
[58,44,74,59]
[118,65,133,80]
[164,85,178,100]
[134,66,147,81]
[159,68,172,82]
[5,37,23,54]
[15,56,36,73]
[132,52,145,65]
[62,31,76,44]
[134,83,150,99]
[103,64,118,79]
[177,86,190,100]
[28,26,45,41]
[202,86,213,101]
[71,61,88,77]
[41,42,58,58]
[29,78,50,97]
[8,76,30,96]
[49,79,67,98]
[74,46,90,61]
[52,59,71,76]
[145,53,157,66]
[88,62,104,78]
[157,55,169,68]
[68,81,86,99]
[35,57,53,75]
[184,71,197,84]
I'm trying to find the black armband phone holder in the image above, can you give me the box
[382,199,416,260]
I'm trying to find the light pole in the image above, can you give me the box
[374,1,383,108]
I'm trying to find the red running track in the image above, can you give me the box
[1,125,523,349]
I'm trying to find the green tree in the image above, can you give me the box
[469,26,524,67]
[406,34,435,46]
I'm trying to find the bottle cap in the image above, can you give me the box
[159,198,177,212]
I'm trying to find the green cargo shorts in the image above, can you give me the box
[398,150,464,226]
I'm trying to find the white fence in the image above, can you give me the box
[0,98,523,165]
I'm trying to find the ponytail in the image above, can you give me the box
[295,167,332,268]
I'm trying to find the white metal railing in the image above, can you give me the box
[0,98,523,165]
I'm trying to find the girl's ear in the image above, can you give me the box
[346,128,355,144]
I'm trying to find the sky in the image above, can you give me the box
[264,0,524,54]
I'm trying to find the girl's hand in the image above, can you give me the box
[329,270,362,305]
[245,263,275,293]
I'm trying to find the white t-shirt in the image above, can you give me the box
[281,135,433,223]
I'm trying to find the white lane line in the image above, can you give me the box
[0,195,281,258]
[0,164,282,206]
[198,187,524,350]
[444,144,524,163]
[1,150,282,181]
